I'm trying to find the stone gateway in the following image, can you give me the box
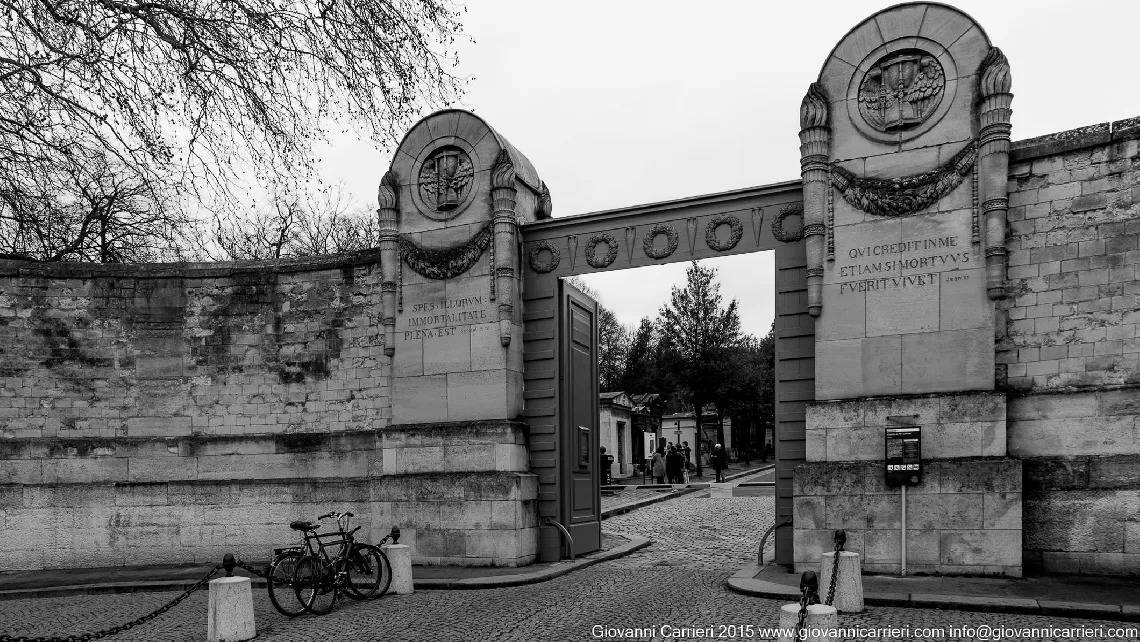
[1,2,1138,577]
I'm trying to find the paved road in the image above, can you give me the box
[1,480,1133,641]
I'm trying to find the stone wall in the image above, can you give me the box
[0,255,390,440]
[0,255,537,569]
[999,117,1140,575]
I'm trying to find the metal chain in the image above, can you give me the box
[826,538,841,606]
[0,565,221,642]
[235,560,267,579]
[794,591,809,641]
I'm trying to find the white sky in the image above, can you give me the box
[315,0,1140,339]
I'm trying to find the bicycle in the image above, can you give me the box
[288,511,393,615]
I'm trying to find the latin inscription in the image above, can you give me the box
[836,235,970,293]
[401,294,495,337]
[406,296,489,328]
[403,325,492,341]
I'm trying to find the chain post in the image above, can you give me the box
[826,529,845,607]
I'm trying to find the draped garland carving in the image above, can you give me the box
[830,141,977,218]
[398,222,493,280]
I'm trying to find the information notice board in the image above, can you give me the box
[885,425,922,486]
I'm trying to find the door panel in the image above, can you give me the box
[561,280,601,554]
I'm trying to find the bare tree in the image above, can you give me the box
[204,185,381,260]
[0,0,467,259]
[566,276,629,391]
[0,153,185,262]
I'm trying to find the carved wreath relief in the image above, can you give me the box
[418,147,474,214]
[858,51,945,133]
[643,223,679,260]
[772,203,805,243]
[528,240,561,273]
[705,215,743,252]
[586,232,618,268]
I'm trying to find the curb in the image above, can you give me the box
[0,535,652,600]
[725,563,1140,623]
[601,464,775,518]
[604,463,775,491]
[415,533,651,590]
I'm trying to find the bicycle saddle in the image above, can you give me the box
[289,520,319,532]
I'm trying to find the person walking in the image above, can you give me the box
[666,444,685,485]
[651,447,667,484]
[711,443,728,483]
[682,441,692,474]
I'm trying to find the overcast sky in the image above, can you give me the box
[317,0,1140,339]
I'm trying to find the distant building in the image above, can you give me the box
[599,392,633,480]
[600,391,664,479]
[661,409,732,463]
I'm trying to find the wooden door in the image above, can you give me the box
[560,279,602,555]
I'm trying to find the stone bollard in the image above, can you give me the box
[776,603,837,642]
[819,550,865,613]
[207,576,256,642]
[383,543,414,595]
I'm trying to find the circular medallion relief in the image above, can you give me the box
[857,50,945,134]
[417,146,475,219]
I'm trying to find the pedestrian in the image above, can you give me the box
[666,444,685,485]
[682,441,692,471]
[651,447,667,484]
[711,443,728,483]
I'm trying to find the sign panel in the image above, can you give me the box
[885,425,922,486]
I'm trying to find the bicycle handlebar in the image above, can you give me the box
[317,511,355,520]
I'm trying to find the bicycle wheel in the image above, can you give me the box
[345,544,392,599]
[292,555,337,615]
[267,550,306,617]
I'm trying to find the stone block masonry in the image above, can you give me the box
[1000,117,1140,575]
[1000,118,1140,394]
[0,253,538,569]
[0,420,536,569]
[0,255,391,440]
[801,392,1021,576]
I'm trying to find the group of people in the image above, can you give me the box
[649,441,730,484]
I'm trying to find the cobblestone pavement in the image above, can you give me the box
[1,491,1135,641]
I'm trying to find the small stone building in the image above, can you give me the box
[599,392,633,479]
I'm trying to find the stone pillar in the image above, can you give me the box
[207,576,256,642]
[491,150,518,348]
[777,604,837,642]
[798,4,1020,577]
[383,543,414,595]
[799,82,830,318]
[377,170,400,357]
[819,551,864,613]
[977,48,1014,300]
